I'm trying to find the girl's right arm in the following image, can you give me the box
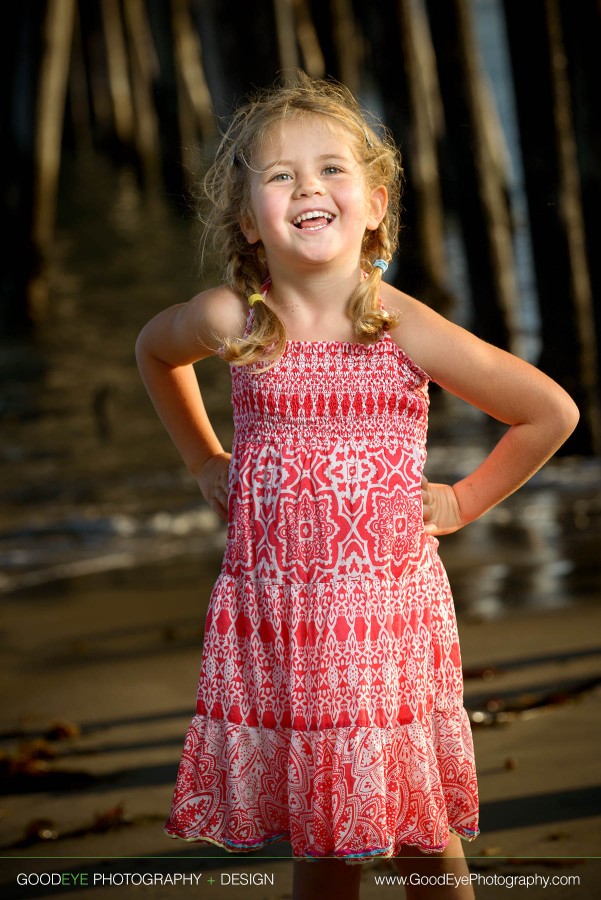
[135,286,247,519]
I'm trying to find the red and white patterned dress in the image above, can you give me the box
[165,323,479,860]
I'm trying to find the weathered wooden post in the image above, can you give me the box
[329,0,362,96]
[1,3,43,333]
[425,0,520,352]
[559,0,601,392]
[169,0,216,190]
[145,0,188,197]
[503,0,600,453]
[351,0,454,313]
[273,0,301,79]
[33,0,76,315]
[396,0,448,310]
[123,0,162,189]
[293,0,325,77]
[3,1,104,333]
[189,0,281,118]
[101,0,135,153]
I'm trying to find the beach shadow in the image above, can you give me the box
[463,645,601,679]
[31,619,206,670]
[464,673,601,712]
[481,785,601,830]
[60,735,187,758]
[0,761,179,797]
[0,708,195,742]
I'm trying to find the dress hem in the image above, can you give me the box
[163,826,480,863]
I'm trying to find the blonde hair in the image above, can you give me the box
[201,71,403,366]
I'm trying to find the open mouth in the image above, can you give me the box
[292,210,335,231]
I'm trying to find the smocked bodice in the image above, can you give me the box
[231,336,430,449]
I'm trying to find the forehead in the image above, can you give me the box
[253,114,361,165]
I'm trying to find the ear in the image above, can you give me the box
[366,185,388,231]
[240,210,260,245]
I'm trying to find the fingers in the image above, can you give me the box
[214,486,229,520]
[424,521,439,536]
[212,500,228,521]
[209,485,228,520]
[421,474,433,523]
[210,474,229,520]
[421,481,463,537]
[197,455,231,521]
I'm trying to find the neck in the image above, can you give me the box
[265,262,362,315]
[261,262,363,342]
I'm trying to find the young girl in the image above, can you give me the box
[136,74,578,899]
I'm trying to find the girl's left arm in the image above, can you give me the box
[385,289,580,535]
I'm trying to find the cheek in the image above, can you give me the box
[260,198,288,235]
[351,185,374,217]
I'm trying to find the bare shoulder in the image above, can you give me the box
[169,284,248,361]
[380,282,579,428]
[185,284,248,349]
[136,284,248,366]
[380,282,457,374]
[381,279,521,386]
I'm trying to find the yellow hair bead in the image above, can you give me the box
[248,293,264,307]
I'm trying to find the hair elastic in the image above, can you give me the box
[372,258,389,273]
[248,293,264,307]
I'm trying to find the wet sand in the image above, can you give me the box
[0,559,599,899]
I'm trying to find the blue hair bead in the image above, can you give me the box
[372,258,389,273]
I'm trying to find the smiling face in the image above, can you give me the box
[240,115,387,276]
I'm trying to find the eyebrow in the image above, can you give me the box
[262,153,352,169]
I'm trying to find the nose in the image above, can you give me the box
[293,172,325,198]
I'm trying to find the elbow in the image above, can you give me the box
[134,329,144,363]
[551,392,580,444]
[134,324,152,370]
[566,398,580,435]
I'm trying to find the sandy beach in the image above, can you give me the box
[1,553,599,899]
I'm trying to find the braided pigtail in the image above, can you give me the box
[221,248,286,367]
[347,211,401,342]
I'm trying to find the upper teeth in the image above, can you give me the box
[293,210,334,225]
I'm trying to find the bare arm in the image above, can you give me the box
[135,286,246,517]
[383,287,580,533]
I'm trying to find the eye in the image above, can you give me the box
[322,165,342,176]
[270,172,292,182]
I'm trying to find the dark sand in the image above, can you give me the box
[1,563,599,899]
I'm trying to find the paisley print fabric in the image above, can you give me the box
[165,334,479,859]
